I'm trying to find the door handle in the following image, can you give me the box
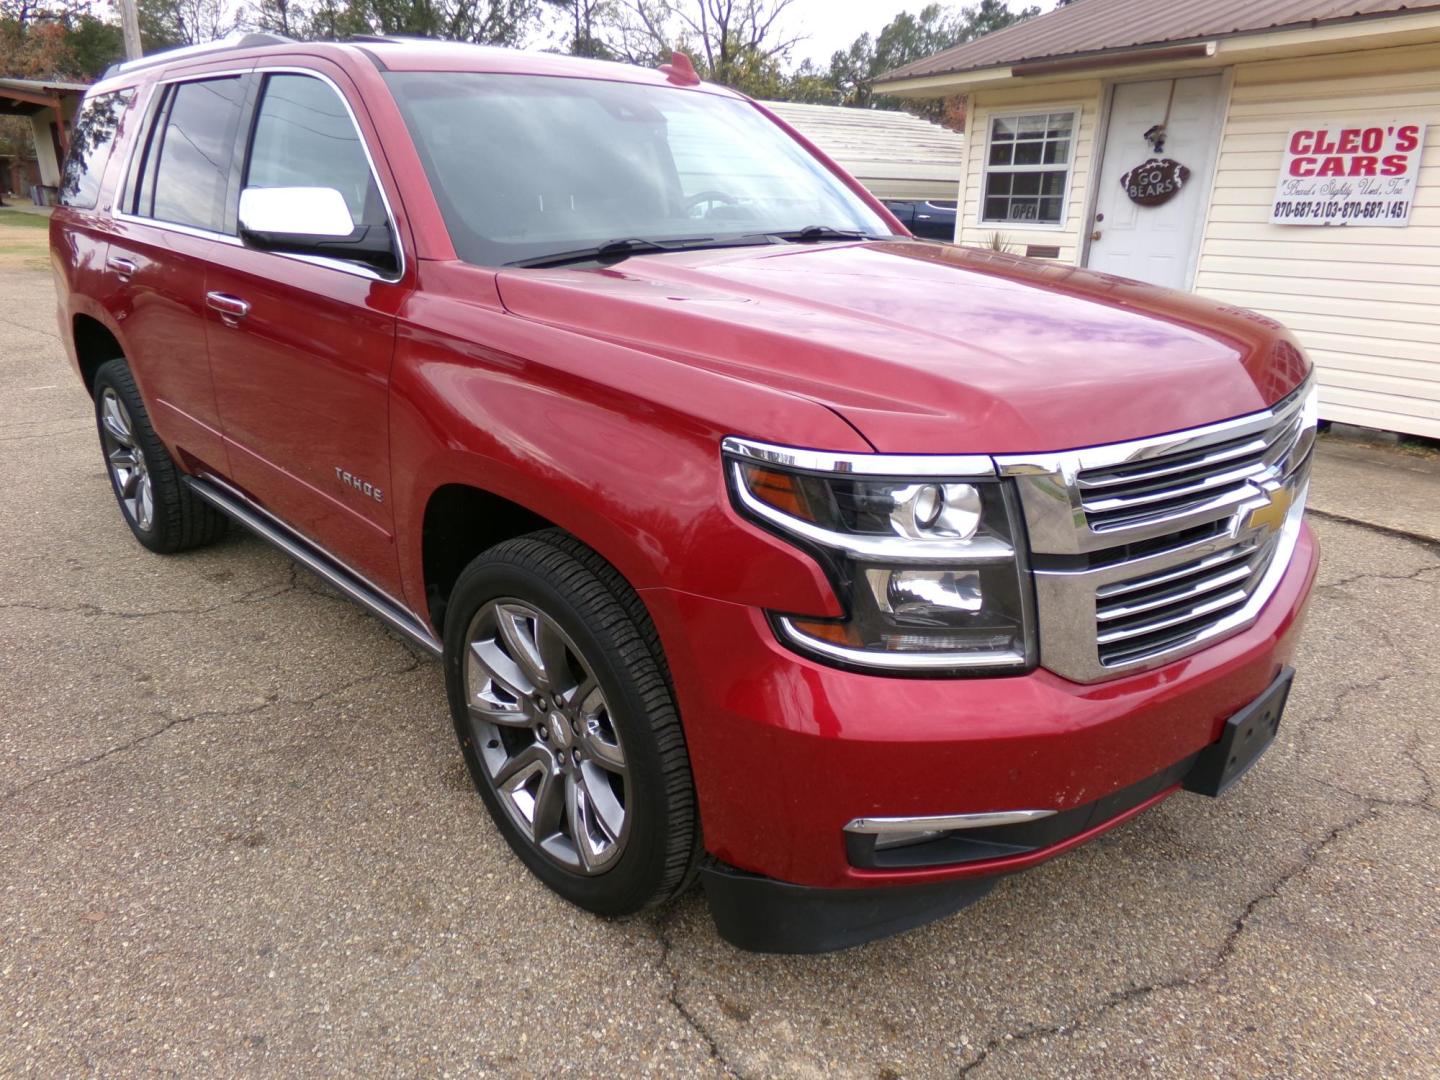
[1091,230,1103,242]
[205,291,251,322]
[106,255,137,279]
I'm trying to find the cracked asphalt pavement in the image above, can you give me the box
[3,258,1437,1077]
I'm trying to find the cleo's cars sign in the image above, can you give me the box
[1271,121,1426,226]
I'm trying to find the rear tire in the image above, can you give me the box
[443,529,700,916]
[93,358,226,554]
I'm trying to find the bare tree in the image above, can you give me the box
[543,0,615,57]
[604,0,801,85]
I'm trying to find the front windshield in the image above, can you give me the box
[385,71,893,267]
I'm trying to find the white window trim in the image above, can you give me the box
[976,105,1083,233]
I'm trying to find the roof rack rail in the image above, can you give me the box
[345,34,451,45]
[101,31,293,80]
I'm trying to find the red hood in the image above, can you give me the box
[495,241,1309,454]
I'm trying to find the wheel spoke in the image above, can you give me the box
[495,744,558,840]
[581,718,625,772]
[469,637,535,701]
[535,618,576,696]
[466,699,531,728]
[578,763,625,842]
[530,763,565,839]
[136,476,154,530]
[496,605,551,691]
[565,774,603,872]
[101,394,132,446]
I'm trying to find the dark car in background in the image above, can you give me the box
[883,198,957,240]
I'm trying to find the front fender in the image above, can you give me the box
[389,283,866,626]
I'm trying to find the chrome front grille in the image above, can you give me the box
[998,378,1317,683]
[1093,536,1270,668]
[1078,405,1308,533]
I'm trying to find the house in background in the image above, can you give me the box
[876,0,1440,439]
[762,100,965,202]
[1,78,87,202]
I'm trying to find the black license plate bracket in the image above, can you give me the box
[1183,667,1293,798]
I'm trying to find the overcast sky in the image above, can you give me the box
[780,0,1040,68]
[784,1,938,67]
[530,2,1041,70]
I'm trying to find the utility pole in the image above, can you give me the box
[119,0,144,61]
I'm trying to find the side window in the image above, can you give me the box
[245,74,382,228]
[60,89,135,210]
[138,76,246,233]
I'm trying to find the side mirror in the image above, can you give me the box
[238,186,397,275]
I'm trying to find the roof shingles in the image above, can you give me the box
[876,0,1440,83]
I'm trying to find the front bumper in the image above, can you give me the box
[642,522,1318,946]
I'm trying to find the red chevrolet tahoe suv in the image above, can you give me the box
[52,34,1318,952]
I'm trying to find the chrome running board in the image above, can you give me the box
[184,475,443,657]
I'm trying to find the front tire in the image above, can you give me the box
[93,358,226,554]
[443,530,700,916]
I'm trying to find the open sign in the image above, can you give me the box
[1120,158,1191,207]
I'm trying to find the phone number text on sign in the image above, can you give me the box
[1270,121,1426,226]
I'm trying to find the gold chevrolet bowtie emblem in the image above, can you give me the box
[1245,484,1295,534]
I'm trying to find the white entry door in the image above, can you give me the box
[1086,75,1225,290]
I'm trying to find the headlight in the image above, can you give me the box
[722,438,1035,674]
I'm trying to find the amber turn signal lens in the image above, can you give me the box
[787,618,863,647]
[742,464,813,521]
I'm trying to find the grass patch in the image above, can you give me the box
[0,209,52,229]
[0,211,52,269]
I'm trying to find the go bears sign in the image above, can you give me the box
[1271,121,1427,226]
[1120,158,1191,206]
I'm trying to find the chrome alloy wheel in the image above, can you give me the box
[463,599,630,873]
[99,387,154,532]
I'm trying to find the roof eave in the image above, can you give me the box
[874,6,1440,96]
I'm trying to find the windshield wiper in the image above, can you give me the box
[507,234,783,270]
[508,237,680,269]
[758,225,876,243]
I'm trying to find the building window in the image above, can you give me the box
[981,111,1075,225]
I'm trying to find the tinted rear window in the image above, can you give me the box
[138,77,246,233]
[60,90,134,210]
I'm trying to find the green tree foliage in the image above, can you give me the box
[828,1,1039,110]
[298,0,543,43]
[0,2,123,79]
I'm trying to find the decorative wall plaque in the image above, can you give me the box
[1120,157,1191,207]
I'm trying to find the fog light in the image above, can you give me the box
[868,568,983,615]
[873,828,944,850]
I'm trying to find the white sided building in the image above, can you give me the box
[761,100,966,202]
[876,0,1440,438]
